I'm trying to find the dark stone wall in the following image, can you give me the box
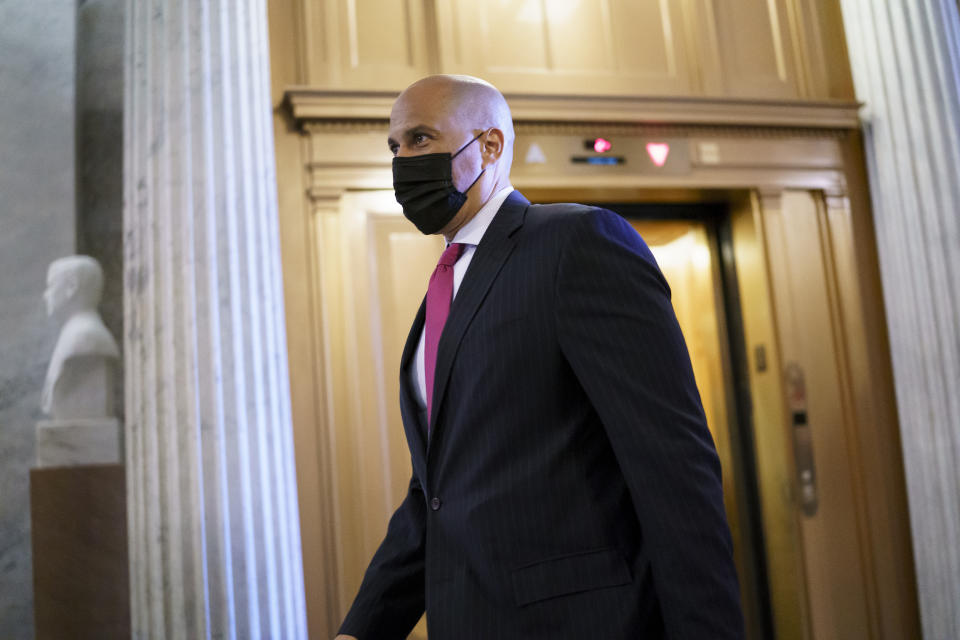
[76,0,125,422]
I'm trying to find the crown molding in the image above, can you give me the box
[282,86,863,130]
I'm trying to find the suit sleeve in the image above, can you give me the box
[555,208,745,639]
[338,473,426,639]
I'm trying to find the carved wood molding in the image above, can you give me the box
[283,87,862,130]
[298,119,849,142]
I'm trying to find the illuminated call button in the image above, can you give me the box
[584,137,613,153]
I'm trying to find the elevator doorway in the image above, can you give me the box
[609,201,798,640]
[315,189,814,640]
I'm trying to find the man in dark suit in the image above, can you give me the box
[336,75,745,640]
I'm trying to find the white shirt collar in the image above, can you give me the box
[450,186,515,247]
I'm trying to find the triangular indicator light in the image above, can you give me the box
[525,143,547,164]
[646,142,670,167]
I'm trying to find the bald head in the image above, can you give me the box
[389,74,515,172]
[404,75,514,146]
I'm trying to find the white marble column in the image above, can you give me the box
[838,1,960,637]
[124,0,307,637]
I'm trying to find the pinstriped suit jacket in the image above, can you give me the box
[340,191,745,639]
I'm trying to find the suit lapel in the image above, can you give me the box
[428,191,530,435]
[398,296,428,470]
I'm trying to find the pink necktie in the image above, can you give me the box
[425,242,465,426]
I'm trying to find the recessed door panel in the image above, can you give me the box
[316,191,438,638]
[761,190,873,639]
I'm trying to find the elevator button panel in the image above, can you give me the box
[513,135,691,178]
[785,362,818,517]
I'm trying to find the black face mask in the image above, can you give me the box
[392,132,485,235]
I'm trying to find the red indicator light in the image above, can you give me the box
[593,138,612,153]
[646,142,670,167]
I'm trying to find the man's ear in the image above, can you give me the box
[480,127,505,168]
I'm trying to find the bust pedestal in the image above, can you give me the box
[36,356,119,467]
[32,359,125,637]
[35,418,120,468]
[30,464,129,639]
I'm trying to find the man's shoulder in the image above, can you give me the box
[520,200,654,264]
[526,201,597,218]
[523,201,603,231]
[523,202,630,239]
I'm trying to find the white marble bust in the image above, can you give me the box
[41,255,119,420]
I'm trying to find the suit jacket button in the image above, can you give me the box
[430,497,441,511]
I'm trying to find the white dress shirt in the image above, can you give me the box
[409,186,515,414]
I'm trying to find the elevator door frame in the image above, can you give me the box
[275,119,919,639]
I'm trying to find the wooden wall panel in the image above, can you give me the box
[312,0,433,90]
[471,0,551,72]
[289,0,856,101]
[436,0,693,95]
[712,0,799,98]
[545,0,614,72]
[808,0,854,99]
[611,0,681,79]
